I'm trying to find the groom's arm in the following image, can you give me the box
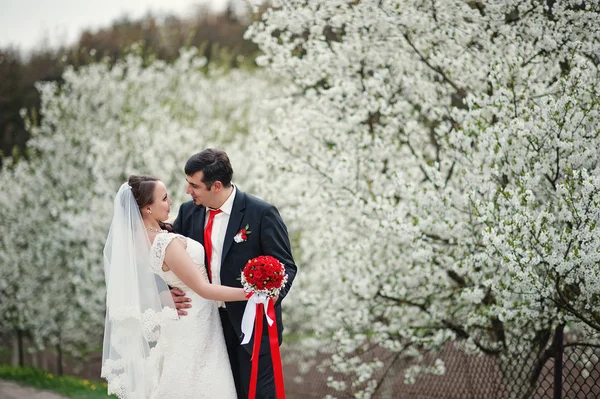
[260,205,297,303]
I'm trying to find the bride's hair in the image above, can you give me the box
[128,174,174,232]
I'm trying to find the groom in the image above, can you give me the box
[171,148,297,398]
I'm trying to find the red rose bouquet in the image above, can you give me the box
[241,255,288,298]
[240,255,288,398]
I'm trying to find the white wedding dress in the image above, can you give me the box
[148,232,237,399]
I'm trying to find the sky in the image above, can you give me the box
[0,0,231,52]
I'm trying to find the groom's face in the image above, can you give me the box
[186,171,215,207]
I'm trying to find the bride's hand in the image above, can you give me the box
[171,287,191,316]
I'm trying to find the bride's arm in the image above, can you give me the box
[163,238,247,302]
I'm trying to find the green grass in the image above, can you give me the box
[0,364,115,398]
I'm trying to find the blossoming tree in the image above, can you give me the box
[0,50,281,367]
[247,0,600,396]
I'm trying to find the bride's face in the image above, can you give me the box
[150,181,173,222]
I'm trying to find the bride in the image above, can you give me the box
[101,174,245,399]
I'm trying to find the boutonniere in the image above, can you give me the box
[234,224,252,243]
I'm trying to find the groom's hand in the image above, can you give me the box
[170,288,191,316]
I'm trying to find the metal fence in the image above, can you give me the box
[2,328,599,398]
[283,328,600,399]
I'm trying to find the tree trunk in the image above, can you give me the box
[553,324,565,399]
[10,335,18,367]
[16,330,24,367]
[56,342,64,376]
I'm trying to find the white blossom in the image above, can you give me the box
[0,50,283,354]
[247,0,600,395]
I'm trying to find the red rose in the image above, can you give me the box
[253,269,265,281]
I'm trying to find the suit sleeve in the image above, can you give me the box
[172,204,185,234]
[260,205,297,302]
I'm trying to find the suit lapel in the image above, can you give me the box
[222,190,246,264]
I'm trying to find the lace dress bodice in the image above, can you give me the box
[150,233,207,292]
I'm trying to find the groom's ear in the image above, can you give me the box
[211,180,223,192]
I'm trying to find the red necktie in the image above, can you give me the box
[204,209,222,282]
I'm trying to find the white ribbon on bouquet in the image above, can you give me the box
[240,292,274,344]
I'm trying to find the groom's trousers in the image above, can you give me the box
[220,308,276,399]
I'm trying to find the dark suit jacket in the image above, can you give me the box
[173,189,297,354]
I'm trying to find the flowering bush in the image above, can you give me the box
[247,0,600,396]
[0,50,282,355]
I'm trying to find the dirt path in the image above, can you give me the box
[0,380,67,399]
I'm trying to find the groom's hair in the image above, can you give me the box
[185,149,233,189]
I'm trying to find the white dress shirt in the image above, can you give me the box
[205,185,236,308]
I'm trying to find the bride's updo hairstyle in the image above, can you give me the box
[128,174,174,232]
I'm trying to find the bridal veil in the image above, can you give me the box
[101,182,177,398]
